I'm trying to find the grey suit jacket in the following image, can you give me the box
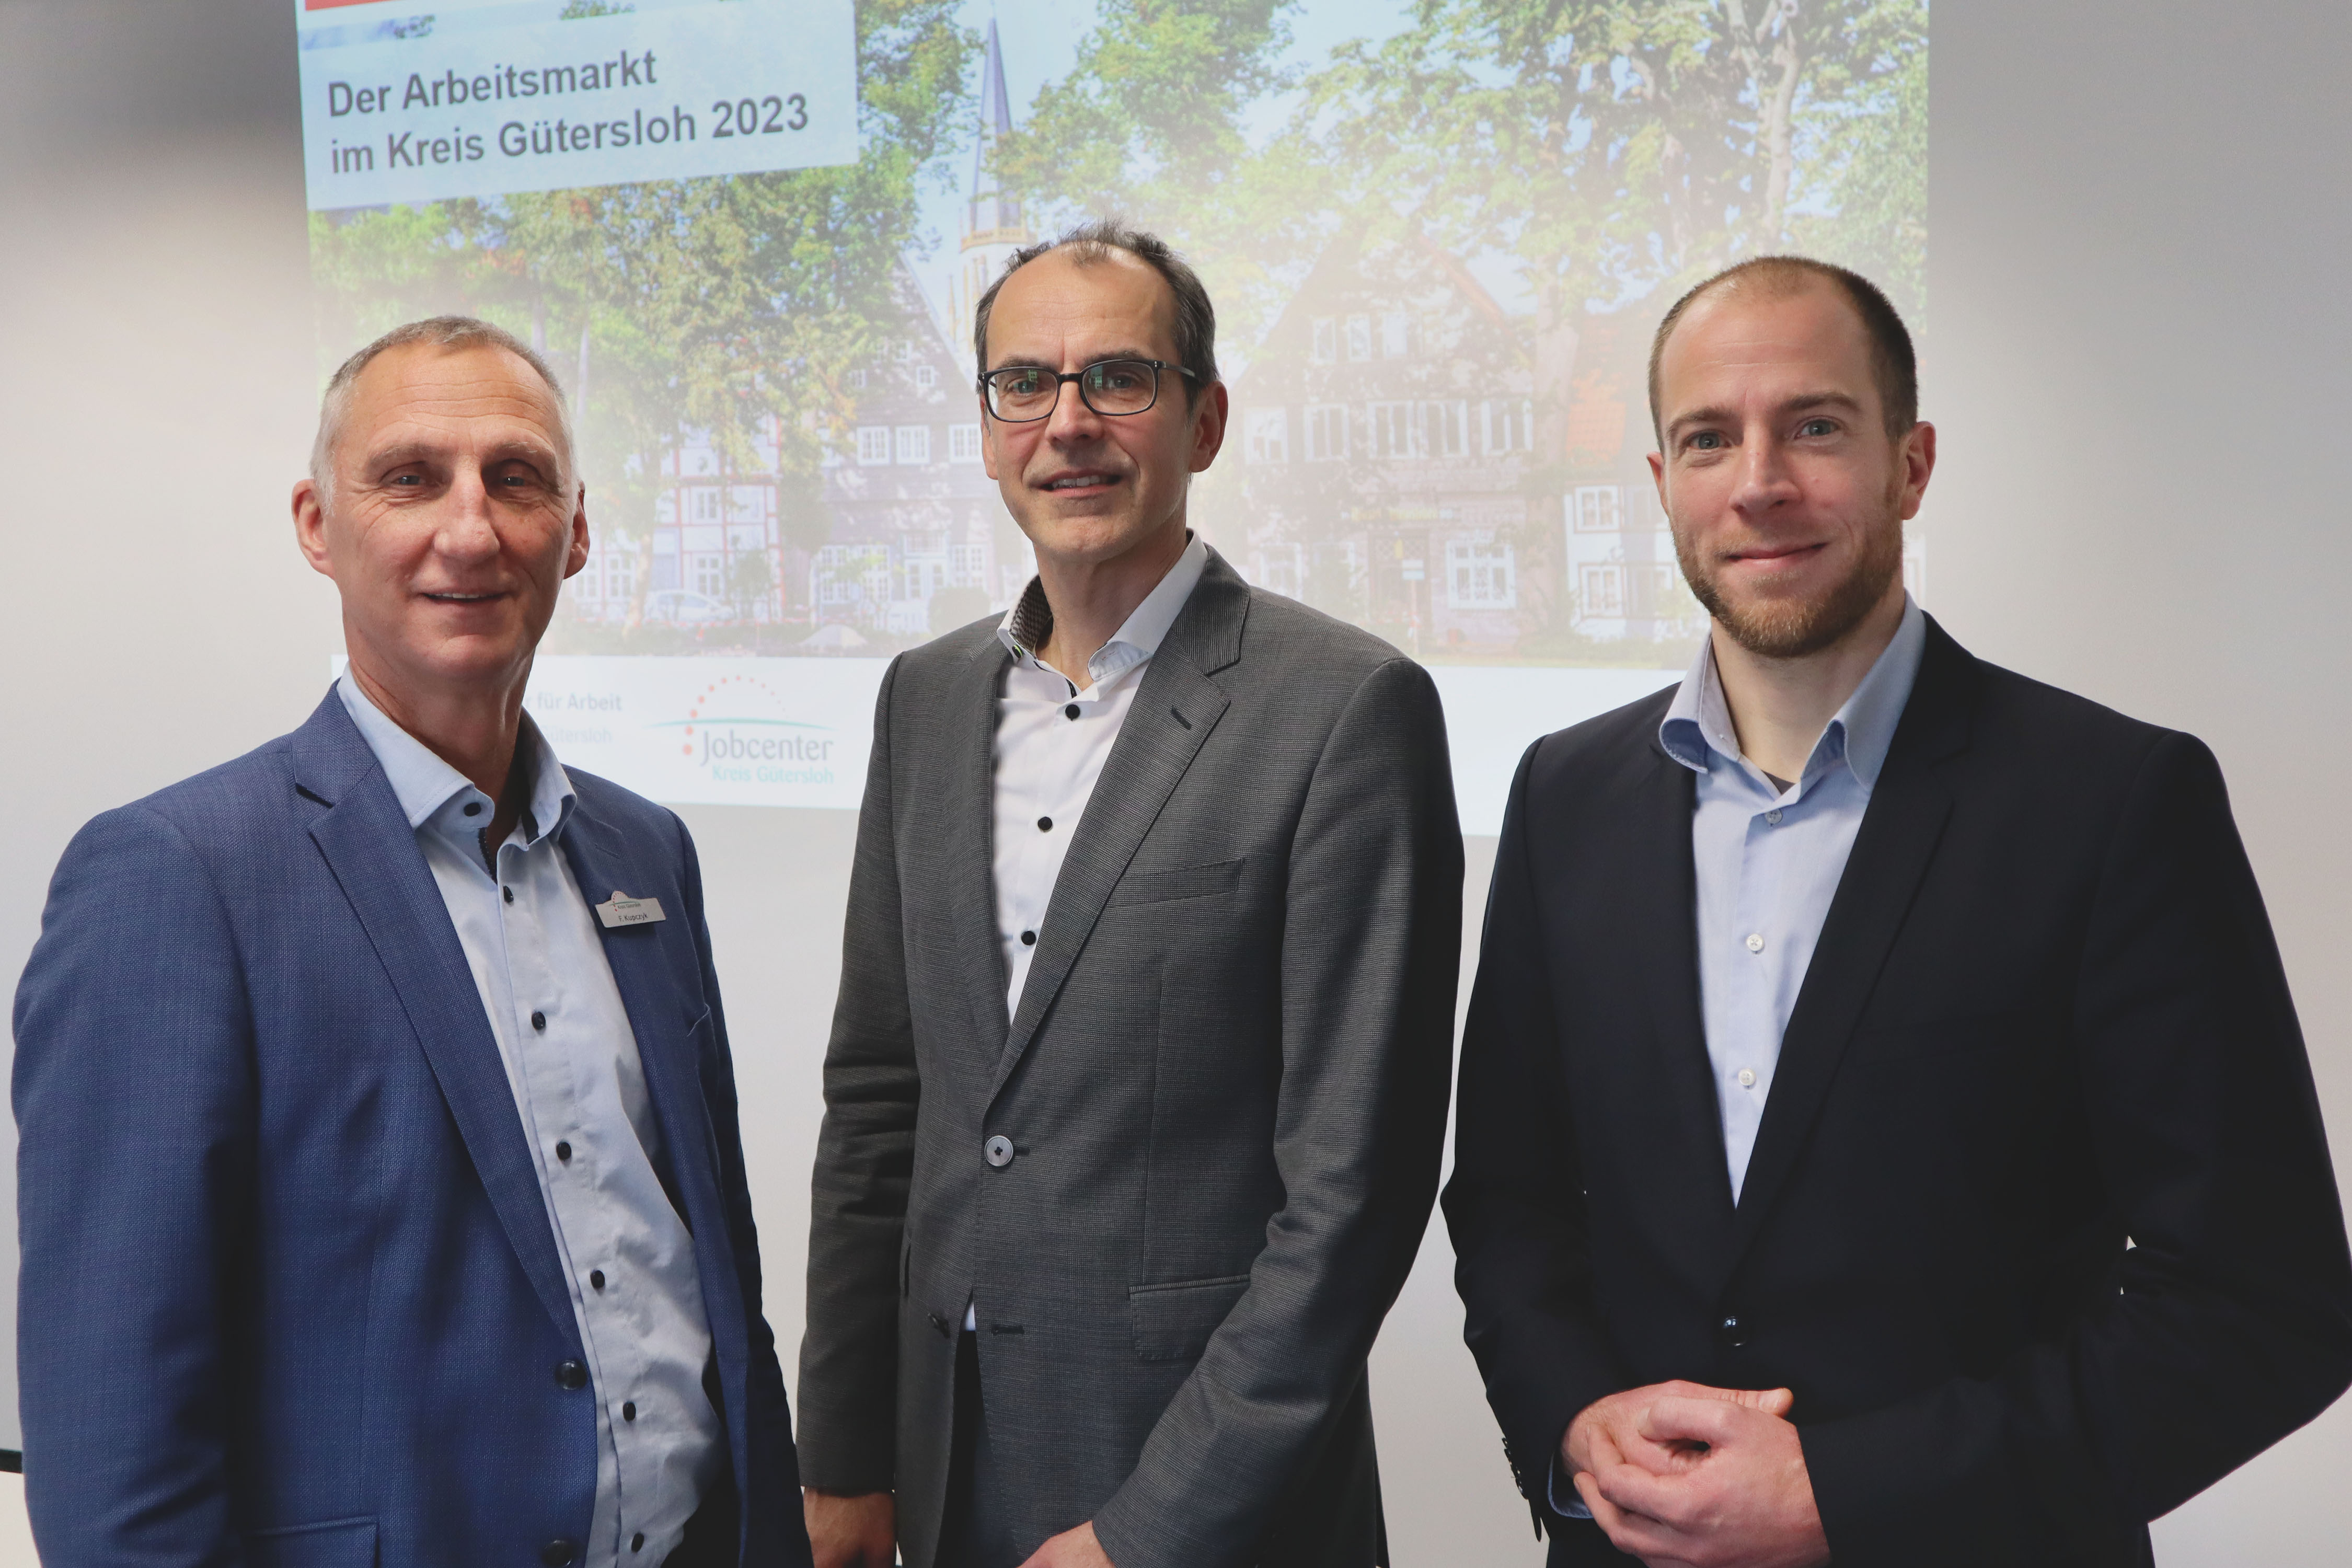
[798,549,1462,1568]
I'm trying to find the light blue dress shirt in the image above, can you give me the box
[1659,595,1926,1204]
[338,675,724,1565]
[1549,596,1924,1519]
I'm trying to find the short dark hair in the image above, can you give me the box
[1647,256,1918,439]
[972,218,1218,403]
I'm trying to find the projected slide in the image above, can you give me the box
[299,0,1927,830]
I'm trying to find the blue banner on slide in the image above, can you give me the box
[296,0,857,210]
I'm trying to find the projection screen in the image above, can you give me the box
[293,0,1928,833]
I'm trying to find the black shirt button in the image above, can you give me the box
[1020,930,1036,947]
[541,1540,579,1567]
[1037,816,1053,832]
[632,1534,645,1553]
[555,1359,587,1390]
[1063,703,1079,720]
[622,1400,636,1422]
[1718,1313,1753,1348]
[503,885,515,904]
[463,801,483,818]
[556,1141,572,1163]
[531,1010,547,1031]
[590,1270,605,1290]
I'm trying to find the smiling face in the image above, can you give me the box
[979,246,1226,570]
[294,341,586,708]
[1650,279,1933,659]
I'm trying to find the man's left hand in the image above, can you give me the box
[1572,1395,1828,1568]
[1017,1521,1115,1568]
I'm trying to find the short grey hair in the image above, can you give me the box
[310,315,575,508]
[972,219,1218,403]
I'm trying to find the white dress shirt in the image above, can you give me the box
[338,675,724,1566]
[970,532,1209,1332]
[991,532,1209,1017]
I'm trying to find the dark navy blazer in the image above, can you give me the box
[14,691,812,1568]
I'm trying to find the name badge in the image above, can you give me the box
[596,891,667,929]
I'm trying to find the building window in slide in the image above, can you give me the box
[949,423,984,462]
[1579,562,1626,619]
[895,426,931,465]
[1448,538,1518,609]
[1483,398,1533,455]
[1371,401,1422,459]
[1305,403,1350,462]
[1424,401,1469,458]
[856,426,891,465]
[1245,407,1289,464]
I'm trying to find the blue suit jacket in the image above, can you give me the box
[14,691,813,1568]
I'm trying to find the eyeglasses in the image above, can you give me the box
[977,359,1200,422]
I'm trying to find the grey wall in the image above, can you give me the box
[4,2,2350,1561]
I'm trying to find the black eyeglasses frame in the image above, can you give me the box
[975,358,1202,423]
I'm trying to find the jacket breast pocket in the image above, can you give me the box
[1129,1274,1251,1362]
[246,1517,377,1568]
[1106,858,1244,909]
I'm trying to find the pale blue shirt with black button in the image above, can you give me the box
[1548,595,1926,1519]
[338,674,724,1565]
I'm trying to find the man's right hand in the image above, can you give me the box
[1563,1380,1796,1481]
[804,1488,895,1568]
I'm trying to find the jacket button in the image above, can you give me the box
[555,1359,588,1390]
[984,1135,1015,1168]
[1718,1313,1753,1348]
[541,1540,579,1567]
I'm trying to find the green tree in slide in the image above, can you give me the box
[307,0,974,629]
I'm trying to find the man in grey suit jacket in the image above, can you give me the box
[797,222,1462,1568]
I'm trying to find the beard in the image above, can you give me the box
[1676,508,1907,661]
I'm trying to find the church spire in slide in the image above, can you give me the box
[952,17,1033,351]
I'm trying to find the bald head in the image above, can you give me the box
[1648,257,1917,442]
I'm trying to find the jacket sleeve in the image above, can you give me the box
[797,655,920,1493]
[676,814,815,1566]
[1091,656,1464,1568]
[1439,740,1631,1528]
[14,805,258,1567]
[1802,731,2352,1564]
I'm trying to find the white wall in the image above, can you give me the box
[3,2,2350,1562]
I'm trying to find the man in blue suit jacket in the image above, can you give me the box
[14,316,813,1568]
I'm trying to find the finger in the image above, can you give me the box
[1619,1427,1708,1476]
[1593,1459,1702,1532]
[1662,1378,1790,1413]
[1582,1470,1701,1563]
[1573,1469,1648,1553]
[1640,1394,1749,1448]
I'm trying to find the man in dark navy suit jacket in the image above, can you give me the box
[14,317,812,1568]
[1444,259,2352,1566]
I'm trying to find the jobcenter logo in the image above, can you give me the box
[648,674,837,786]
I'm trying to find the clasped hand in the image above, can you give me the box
[1563,1381,1828,1568]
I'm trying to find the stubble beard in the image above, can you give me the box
[1676,495,1907,661]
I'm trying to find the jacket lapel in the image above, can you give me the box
[1723,622,1976,1264]
[1623,742,1742,1265]
[292,695,580,1343]
[940,637,1018,1066]
[987,555,1249,1102]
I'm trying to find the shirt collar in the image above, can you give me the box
[337,669,577,847]
[1659,593,1927,791]
[996,532,1209,690]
